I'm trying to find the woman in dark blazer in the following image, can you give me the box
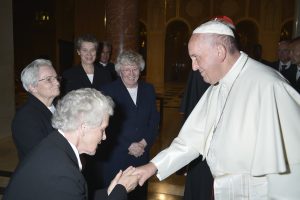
[94,50,160,200]
[61,34,112,96]
[61,34,113,199]
[12,59,60,161]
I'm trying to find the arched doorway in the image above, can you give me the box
[164,20,190,82]
[236,20,259,56]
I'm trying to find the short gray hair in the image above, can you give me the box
[115,50,145,74]
[21,59,53,91]
[201,33,238,55]
[52,88,114,132]
[75,34,98,51]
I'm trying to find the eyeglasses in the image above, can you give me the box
[38,76,62,83]
[121,68,139,74]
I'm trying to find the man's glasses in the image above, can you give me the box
[38,76,62,83]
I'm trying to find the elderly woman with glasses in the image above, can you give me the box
[87,50,160,200]
[4,88,139,200]
[12,59,61,161]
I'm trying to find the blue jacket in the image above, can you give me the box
[96,78,160,186]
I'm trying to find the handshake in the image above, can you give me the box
[107,163,157,195]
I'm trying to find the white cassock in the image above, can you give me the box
[152,52,300,199]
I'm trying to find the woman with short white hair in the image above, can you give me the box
[94,50,160,200]
[12,58,60,160]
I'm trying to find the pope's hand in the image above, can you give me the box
[133,162,157,186]
[107,166,139,195]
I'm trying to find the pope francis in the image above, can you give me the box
[134,20,300,199]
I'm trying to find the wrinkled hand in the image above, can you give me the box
[133,162,157,186]
[107,166,140,195]
[128,139,147,157]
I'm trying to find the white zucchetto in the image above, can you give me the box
[193,20,235,37]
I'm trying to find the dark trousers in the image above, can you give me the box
[183,157,214,200]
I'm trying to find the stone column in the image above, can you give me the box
[145,0,165,88]
[0,0,15,138]
[106,0,139,62]
[294,0,300,37]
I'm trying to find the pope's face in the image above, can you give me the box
[77,42,97,66]
[188,34,221,85]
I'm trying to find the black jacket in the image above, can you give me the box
[61,64,112,95]
[12,93,55,160]
[4,131,127,200]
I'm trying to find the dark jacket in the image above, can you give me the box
[61,64,112,95]
[283,64,300,93]
[3,131,127,200]
[11,93,55,160]
[97,62,118,81]
[96,78,160,186]
[270,61,295,78]
[179,70,213,200]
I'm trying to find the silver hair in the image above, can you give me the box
[115,50,145,74]
[75,34,98,51]
[21,59,53,92]
[52,88,114,132]
[200,33,238,55]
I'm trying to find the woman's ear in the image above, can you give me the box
[80,123,87,137]
[28,84,37,94]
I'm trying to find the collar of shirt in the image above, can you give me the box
[280,61,291,69]
[127,86,138,105]
[207,52,247,133]
[219,51,247,94]
[58,129,82,171]
[99,62,107,67]
[47,104,56,114]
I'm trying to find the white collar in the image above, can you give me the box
[280,61,291,69]
[99,61,107,67]
[219,51,247,89]
[58,130,82,170]
[47,104,56,114]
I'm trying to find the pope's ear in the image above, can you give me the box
[216,44,226,61]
